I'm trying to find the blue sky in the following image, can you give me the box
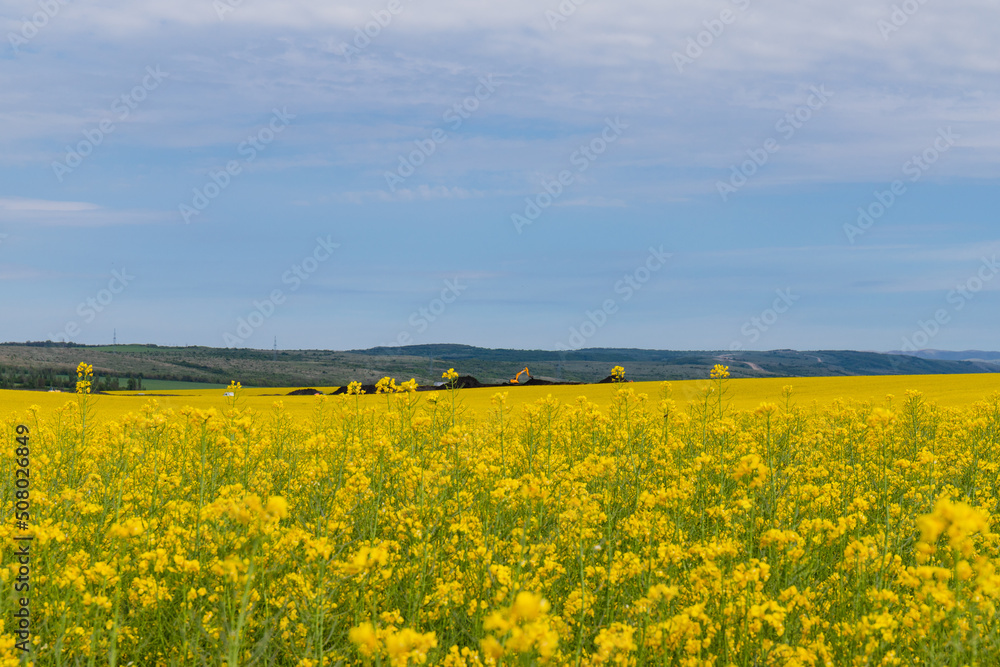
[1,0,997,352]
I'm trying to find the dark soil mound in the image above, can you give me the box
[504,377,584,386]
[452,375,483,389]
[286,388,324,396]
[519,377,554,385]
[418,376,485,390]
[329,384,379,395]
[329,375,586,393]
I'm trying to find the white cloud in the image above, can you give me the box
[0,197,99,212]
[0,199,168,226]
[4,0,999,196]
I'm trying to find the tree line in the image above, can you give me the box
[0,366,144,391]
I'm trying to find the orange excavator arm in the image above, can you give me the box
[511,367,530,384]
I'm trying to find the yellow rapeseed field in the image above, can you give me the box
[4,370,1000,424]
[1,363,999,665]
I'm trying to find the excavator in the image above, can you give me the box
[510,367,531,384]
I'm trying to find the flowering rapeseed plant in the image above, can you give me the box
[375,377,397,394]
[75,362,94,394]
[709,363,730,380]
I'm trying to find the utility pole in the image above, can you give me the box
[273,337,278,362]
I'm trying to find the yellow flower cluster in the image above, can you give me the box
[2,376,1000,665]
[75,362,94,394]
[375,376,419,394]
[349,622,437,666]
[482,591,558,662]
[710,363,730,380]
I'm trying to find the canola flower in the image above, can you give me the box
[708,363,731,419]
[710,364,730,380]
[75,362,94,394]
[2,368,1000,665]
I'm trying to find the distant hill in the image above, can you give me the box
[890,349,1000,364]
[0,342,996,389]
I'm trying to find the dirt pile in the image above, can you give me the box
[323,374,585,394]
[329,384,379,395]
